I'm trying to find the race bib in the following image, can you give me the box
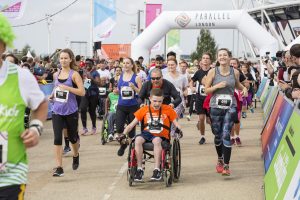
[84,79,91,89]
[99,87,107,96]
[54,87,69,103]
[216,94,232,109]
[199,85,207,96]
[147,117,163,134]
[121,86,134,100]
[0,131,8,172]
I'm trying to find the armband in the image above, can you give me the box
[29,119,44,136]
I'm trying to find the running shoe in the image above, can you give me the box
[72,154,79,170]
[199,137,206,145]
[151,169,162,181]
[134,169,144,182]
[91,127,97,135]
[108,134,114,141]
[231,138,236,145]
[53,167,64,177]
[242,112,247,118]
[250,106,255,113]
[117,143,127,156]
[235,137,242,146]
[186,115,191,121]
[216,160,224,173]
[81,128,89,136]
[63,146,71,155]
[222,165,231,176]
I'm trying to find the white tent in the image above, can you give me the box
[26,51,33,58]
[285,35,300,51]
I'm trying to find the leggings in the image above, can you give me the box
[80,95,98,128]
[210,107,236,164]
[116,104,138,138]
[52,112,79,145]
[242,92,253,107]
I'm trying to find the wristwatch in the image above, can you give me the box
[29,124,43,136]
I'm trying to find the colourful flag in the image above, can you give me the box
[0,0,27,19]
[145,4,162,27]
[93,0,116,42]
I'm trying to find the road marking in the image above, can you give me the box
[102,162,127,200]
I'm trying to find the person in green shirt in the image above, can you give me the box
[0,13,48,199]
[105,86,119,140]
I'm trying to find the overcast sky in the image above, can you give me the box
[7,0,287,57]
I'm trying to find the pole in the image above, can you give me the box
[137,10,141,35]
[46,14,52,55]
[90,0,94,58]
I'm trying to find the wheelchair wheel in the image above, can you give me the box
[127,142,137,187]
[164,150,173,187]
[100,116,108,145]
[173,139,181,182]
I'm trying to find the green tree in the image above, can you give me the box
[21,44,36,57]
[190,29,218,61]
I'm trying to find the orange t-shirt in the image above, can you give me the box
[134,104,177,139]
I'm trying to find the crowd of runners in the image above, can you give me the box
[1,12,300,199]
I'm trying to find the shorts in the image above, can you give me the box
[137,131,164,142]
[0,184,26,200]
[195,95,206,115]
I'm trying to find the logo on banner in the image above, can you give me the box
[175,13,191,28]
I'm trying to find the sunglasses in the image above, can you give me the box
[151,77,161,80]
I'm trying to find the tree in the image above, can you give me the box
[21,44,36,57]
[190,29,218,62]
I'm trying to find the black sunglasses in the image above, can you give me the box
[151,77,161,80]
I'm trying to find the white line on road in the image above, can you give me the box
[102,162,127,200]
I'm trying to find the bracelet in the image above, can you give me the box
[29,119,44,136]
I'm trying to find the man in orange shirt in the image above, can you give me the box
[123,88,182,181]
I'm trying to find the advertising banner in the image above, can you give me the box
[101,44,131,60]
[261,85,272,109]
[263,86,279,124]
[264,109,300,200]
[263,96,294,172]
[145,4,162,27]
[256,77,268,99]
[0,0,27,19]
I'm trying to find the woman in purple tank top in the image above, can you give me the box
[50,49,85,177]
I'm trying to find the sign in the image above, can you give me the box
[0,0,27,19]
[264,109,300,200]
[256,77,268,98]
[101,44,131,60]
[145,4,162,27]
[263,86,278,124]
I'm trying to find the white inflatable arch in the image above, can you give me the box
[131,10,278,61]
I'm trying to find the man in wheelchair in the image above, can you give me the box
[122,88,181,181]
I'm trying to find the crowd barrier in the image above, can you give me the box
[39,83,54,119]
[258,78,300,200]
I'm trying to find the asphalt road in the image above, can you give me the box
[25,108,265,200]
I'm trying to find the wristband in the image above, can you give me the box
[29,119,44,136]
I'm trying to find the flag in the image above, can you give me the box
[167,29,180,50]
[93,0,116,42]
[0,0,27,19]
[145,4,162,27]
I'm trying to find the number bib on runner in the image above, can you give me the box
[121,86,134,100]
[0,131,8,172]
[216,94,232,109]
[54,87,69,103]
[199,85,207,96]
[84,79,91,89]
[99,87,107,96]
[147,118,163,134]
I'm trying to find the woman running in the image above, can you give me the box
[51,49,85,177]
[205,48,247,176]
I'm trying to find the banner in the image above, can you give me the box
[263,95,294,172]
[167,29,180,50]
[264,109,300,200]
[145,4,162,27]
[0,0,27,19]
[263,86,278,123]
[261,85,271,108]
[101,44,131,60]
[93,0,116,42]
[256,77,268,98]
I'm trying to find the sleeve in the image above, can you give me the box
[191,71,199,82]
[18,68,45,110]
[92,71,100,79]
[134,107,145,122]
[239,70,246,82]
[138,81,149,102]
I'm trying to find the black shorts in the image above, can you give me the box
[195,95,206,115]
[0,184,25,200]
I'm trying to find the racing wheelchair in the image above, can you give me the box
[127,127,182,187]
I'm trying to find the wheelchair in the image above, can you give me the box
[100,113,117,145]
[127,128,182,187]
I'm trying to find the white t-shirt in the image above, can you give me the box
[137,70,147,83]
[0,61,45,110]
[97,69,111,80]
[164,72,188,101]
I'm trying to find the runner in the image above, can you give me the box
[205,48,248,176]
[0,13,48,198]
[116,57,142,156]
[50,48,85,177]
[189,53,212,144]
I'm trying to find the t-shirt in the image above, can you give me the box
[164,73,188,101]
[137,70,147,83]
[134,104,177,139]
[97,69,111,81]
[244,72,255,93]
[191,68,210,99]
[108,92,119,112]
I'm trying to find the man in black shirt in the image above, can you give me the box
[139,68,181,108]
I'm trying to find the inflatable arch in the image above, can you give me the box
[131,10,278,61]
